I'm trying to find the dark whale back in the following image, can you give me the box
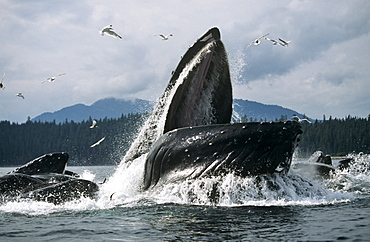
[9,152,68,175]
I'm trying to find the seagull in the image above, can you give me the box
[90,119,98,129]
[292,115,312,123]
[42,73,66,83]
[16,93,25,99]
[246,33,269,48]
[278,38,291,46]
[155,34,173,40]
[0,73,5,90]
[265,37,283,46]
[99,25,122,39]
[90,137,105,148]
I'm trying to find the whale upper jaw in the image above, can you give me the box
[164,27,232,133]
[123,27,232,163]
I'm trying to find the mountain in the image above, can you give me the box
[32,97,310,123]
[32,98,154,123]
[233,99,309,122]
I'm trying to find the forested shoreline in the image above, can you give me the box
[1,114,369,166]
[0,113,146,166]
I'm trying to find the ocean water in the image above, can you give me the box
[0,153,369,241]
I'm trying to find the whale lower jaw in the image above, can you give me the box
[143,121,302,190]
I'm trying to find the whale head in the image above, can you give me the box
[124,27,232,163]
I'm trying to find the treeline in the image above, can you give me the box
[1,114,369,166]
[238,114,370,156]
[298,115,370,157]
[0,113,146,166]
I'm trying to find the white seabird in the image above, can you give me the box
[246,33,269,48]
[42,73,66,83]
[91,137,106,148]
[99,25,122,39]
[265,37,283,46]
[278,38,291,46]
[16,93,25,99]
[0,73,5,90]
[292,115,312,123]
[155,34,173,40]
[90,119,98,129]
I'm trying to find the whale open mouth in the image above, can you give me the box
[163,27,232,133]
[123,27,233,163]
[138,27,302,190]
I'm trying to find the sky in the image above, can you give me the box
[0,0,369,123]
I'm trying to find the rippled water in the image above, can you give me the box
[1,154,369,241]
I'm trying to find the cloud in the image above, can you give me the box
[233,31,370,119]
[0,0,369,122]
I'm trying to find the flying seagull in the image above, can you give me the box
[90,119,98,129]
[16,93,25,99]
[292,115,312,123]
[155,34,173,40]
[0,73,5,90]
[42,73,66,83]
[246,33,269,48]
[265,37,283,46]
[90,137,105,148]
[278,38,291,46]
[99,25,122,39]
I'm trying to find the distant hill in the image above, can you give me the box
[32,98,154,123]
[232,99,309,122]
[32,97,310,123]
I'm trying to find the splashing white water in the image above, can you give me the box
[140,172,353,207]
[3,153,368,215]
[228,47,247,84]
[324,153,370,195]
[80,169,96,181]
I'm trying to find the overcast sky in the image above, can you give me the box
[1,0,369,123]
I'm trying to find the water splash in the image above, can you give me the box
[228,47,247,84]
[2,154,368,215]
[142,173,352,207]
[324,154,370,195]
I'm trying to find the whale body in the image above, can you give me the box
[0,153,98,204]
[123,27,302,190]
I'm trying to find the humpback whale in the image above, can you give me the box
[0,153,98,204]
[122,27,233,164]
[293,151,355,178]
[121,27,302,190]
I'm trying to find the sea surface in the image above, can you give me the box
[1,153,369,241]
